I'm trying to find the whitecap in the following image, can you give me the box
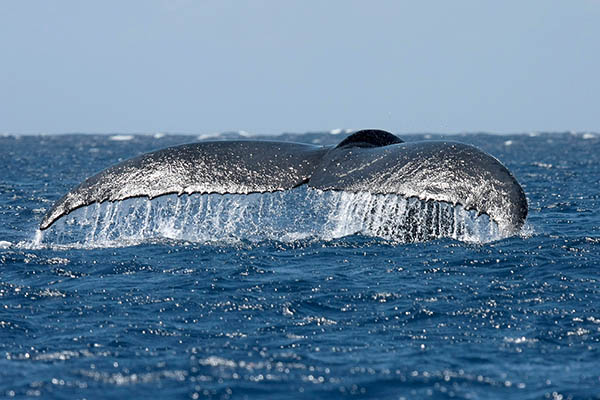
[197,132,222,140]
[109,135,134,141]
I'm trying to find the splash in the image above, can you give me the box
[38,187,507,248]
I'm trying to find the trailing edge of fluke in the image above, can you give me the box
[40,130,528,233]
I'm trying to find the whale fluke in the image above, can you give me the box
[40,130,528,234]
[40,141,328,230]
[309,140,527,232]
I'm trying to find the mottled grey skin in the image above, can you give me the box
[40,130,527,232]
[310,140,527,232]
[40,141,328,230]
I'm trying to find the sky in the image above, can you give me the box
[1,1,599,135]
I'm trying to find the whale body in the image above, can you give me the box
[40,130,528,233]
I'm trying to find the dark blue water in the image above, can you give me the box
[1,132,599,399]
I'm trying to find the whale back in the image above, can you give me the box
[335,129,404,148]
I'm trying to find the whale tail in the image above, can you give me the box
[40,130,527,234]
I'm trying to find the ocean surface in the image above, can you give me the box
[1,131,599,399]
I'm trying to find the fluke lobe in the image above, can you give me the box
[40,130,528,233]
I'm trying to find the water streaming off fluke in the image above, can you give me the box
[39,187,506,247]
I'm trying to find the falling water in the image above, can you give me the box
[39,187,505,247]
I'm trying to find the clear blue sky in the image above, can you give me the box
[1,1,598,135]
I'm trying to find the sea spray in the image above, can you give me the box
[39,187,505,247]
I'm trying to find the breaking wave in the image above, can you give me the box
[37,187,507,248]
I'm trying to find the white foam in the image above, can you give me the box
[0,240,11,249]
[196,132,222,140]
[109,135,134,141]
